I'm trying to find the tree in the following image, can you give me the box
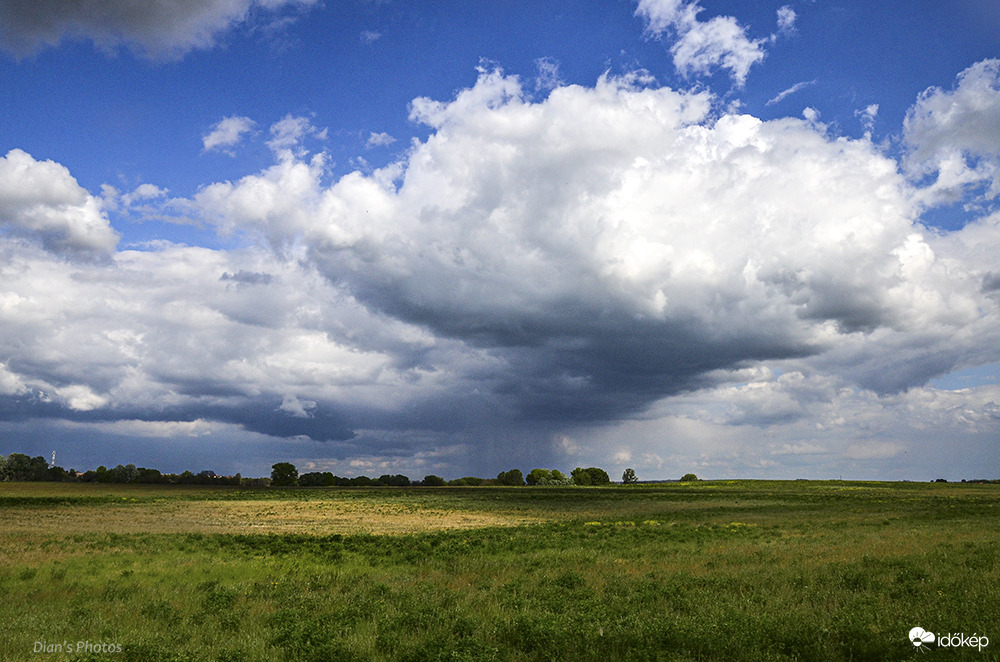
[3,453,50,481]
[680,473,698,482]
[271,462,298,486]
[422,474,446,486]
[496,469,525,486]
[622,468,637,484]
[587,467,610,485]
[136,467,165,484]
[298,471,327,486]
[448,476,484,486]
[572,467,610,486]
[378,474,411,487]
[111,463,139,483]
[526,468,552,486]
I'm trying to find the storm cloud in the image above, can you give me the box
[0,0,318,58]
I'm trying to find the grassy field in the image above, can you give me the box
[1,480,998,661]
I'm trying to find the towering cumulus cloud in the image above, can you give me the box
[197,69,994,426]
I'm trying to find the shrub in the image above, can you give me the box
[680,473,699,482]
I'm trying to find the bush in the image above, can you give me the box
[680,473,699,482]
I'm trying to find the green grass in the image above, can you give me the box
[1,480,998,660]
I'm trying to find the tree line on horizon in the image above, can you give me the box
[0,452,647,487]
[274,463,621,487]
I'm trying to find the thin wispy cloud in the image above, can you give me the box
[766,80,816,106]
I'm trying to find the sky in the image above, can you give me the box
[1,0,999,481]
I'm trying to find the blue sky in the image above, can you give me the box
[1,0,1000,481]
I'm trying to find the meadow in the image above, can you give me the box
[1,480,997,661]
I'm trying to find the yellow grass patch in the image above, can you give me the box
[0,496,544,539]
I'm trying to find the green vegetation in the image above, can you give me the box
[2,452,616,488]
[1,480,999,660]
[680,473,699,482]
[525,468,570,486]
[571,466,611,486]
[270,462,299,487]
[496,468,525,486]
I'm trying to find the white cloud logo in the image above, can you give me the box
[910,627,935,648]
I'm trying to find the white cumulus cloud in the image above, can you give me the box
[366,132,396,148]
[203,116,257,153]
[635,0,769,86]
[0,149,119,258]
[904,59,1000,204]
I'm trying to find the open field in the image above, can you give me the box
[1,480,998,661]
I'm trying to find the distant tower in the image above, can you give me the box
[51,451,56,468]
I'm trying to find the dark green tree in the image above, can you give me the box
[587,467,610,485]
[378,474,411,487]
[448,476,484,486]
[271,462,299,486]
[526,468,552,485]
[136,467,164,484]
[496,469,525,486]
[622,468,638,484]
[680,473,699,482]
[298,471,327,486]
[422,474,447,486]
[111,463,139,483]
[572,467,610,486]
